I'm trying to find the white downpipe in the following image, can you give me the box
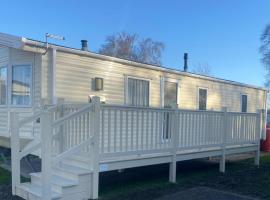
[160,76,164,107]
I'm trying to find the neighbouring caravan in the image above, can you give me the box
[0,32,267,200]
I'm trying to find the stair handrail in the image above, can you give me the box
[52,103,93,129]
[49,97,101,199]
[52,136,94,165]
[11,97,101,199]
[10,103,60,196]
[17,103,65,128]
[50,100,98,166]
[18,111,43,128]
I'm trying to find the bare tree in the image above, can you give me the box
[260,24,270,88]
[99,32,165,65]
[192,62,212,76]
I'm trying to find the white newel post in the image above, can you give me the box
[10,112,20,195]
[255,109,262,166]
[41,111,53,200]
[169,105,179,183]
[219,107,227,173]
[59,104,65,153]
[90,96,100,199]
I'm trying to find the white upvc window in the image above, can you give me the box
[241,94,247,113]
[160,76,180,108]
[0,66,7,105]
[198,87,207,110]
[11,65,32,106]
[125,76,150,107]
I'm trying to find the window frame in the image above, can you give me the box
[241,94,248,113]
[11,64,33,108]
[124,75,151,107]
[197,87,208,110]
[0,66,8,107]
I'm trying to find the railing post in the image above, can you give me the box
[41,111,53,200]
[219,107,227,173]
[169,105,179,183]
[59,104,65,153]
[10,112,20,195]
[90,96,100,199]
[255,109,262,167]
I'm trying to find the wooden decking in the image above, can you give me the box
[10,97,263,200]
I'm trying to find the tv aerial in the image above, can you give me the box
[43,33,65,55]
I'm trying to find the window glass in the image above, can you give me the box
[199,88,207,110]
[241,95,247,112]
[164,81,177,108]
[0,67,7,105]
[12,65,32,106]
[127,78,149,107]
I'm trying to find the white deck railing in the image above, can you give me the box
[97,105,261,158]
[10,96,263,199]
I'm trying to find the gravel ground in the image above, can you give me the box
[0,185,23,200]
[156,187,258,200]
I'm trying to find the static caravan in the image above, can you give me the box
[0,32,267,200]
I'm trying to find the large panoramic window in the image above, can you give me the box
[198,88,207,110]
[241,94,247,113]
[12,65,32,106]
[0,67,7,105]
[127,77,149,107]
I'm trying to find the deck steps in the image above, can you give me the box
[61,157,91,169]
[16,182,62,200]
[30,172,78,193]
[15,156,93,200]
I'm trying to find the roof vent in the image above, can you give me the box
[81,40,88,51]
[184,53,188,72]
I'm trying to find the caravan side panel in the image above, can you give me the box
[0,46,9,136]
[54,50,266,113]
[55,51,161,106]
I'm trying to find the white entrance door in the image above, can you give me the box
[162,79,179,140]
[164,81,178,108]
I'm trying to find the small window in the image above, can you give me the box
[12,65,32,106]
[0,67,7,105]
[198,88,207,110]
[127,77,149,107]
[241,94,247,112]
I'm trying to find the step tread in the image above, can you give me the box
[54,163,93,175]
[70,154,91,162]
[17,182,62,199]
[62,158,89,169]
[30,172,78,187]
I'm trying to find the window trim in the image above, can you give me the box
[11,64,33,108]
[160,76,180,108]
[197,87,208,110]
[0,66,8,107]
[241,93,248,113]
[124,75,151,107]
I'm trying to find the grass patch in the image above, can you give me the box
[99,155,270,200]
[0,166,12,184]
[0,155,269,199]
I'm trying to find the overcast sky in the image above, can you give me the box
[0,0,269,86]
